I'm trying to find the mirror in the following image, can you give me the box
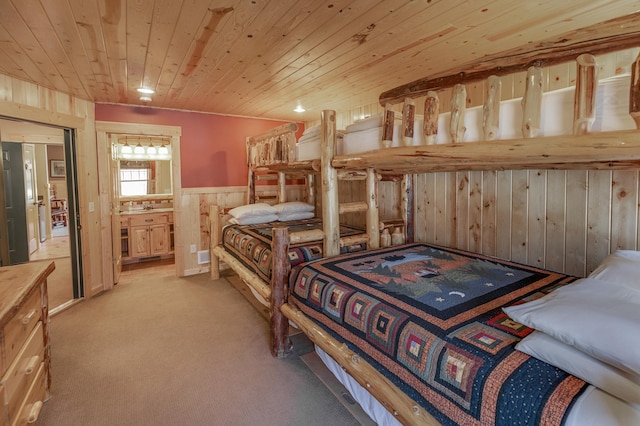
[119,159,172,196]
[115,136,173,197]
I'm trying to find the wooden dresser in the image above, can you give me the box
[0,261,54,426]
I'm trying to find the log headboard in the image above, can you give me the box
[246,122,298,169]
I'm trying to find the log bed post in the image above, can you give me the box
[382,103,395,148]
[402,174,415,243]
[271,226,292,357]
[423,91,439,145]
[248,168,256,204]
[306,173,316,207]
[522,65,543,138]
[209,204,221,280]
[573,54,598,135]
[630,51,640,129]
[277,171,286,203]
[449,84,466,143]
[483,75,501,140]
[366,168,380,249]
[321,110,340,257]
[401,97,415,146]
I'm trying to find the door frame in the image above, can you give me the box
[0,118,84,299]
[95,121,182,289]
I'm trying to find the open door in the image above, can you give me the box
[110,137,122,283]
[2,142,28,264]
[22,144,38,254]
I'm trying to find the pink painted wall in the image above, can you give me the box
[95,104,303,188]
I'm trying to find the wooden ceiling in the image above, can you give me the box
[0,0,639,122]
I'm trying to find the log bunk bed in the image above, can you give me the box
[210,120,412,356]
[271,49,640,426]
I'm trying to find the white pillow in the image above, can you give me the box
[302,124,320,136]
[503,277,640,376]
[228,203,276,219]
[278,211,314,222]
[589,250,640,288]
[228,214,278,225]
[273,201,314,214]
[516,331,640,405]
[345,113,383,133]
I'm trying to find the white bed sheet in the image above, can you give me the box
[314,344,640,426]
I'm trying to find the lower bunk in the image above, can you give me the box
[280,243,640,425]
[209,203,368,356]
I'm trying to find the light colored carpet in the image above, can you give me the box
[36,267,360,426]
[30,258,73,310]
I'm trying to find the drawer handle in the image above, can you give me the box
[26,401,43,424]
[21,309,37,325]
[145,219,153,222]
[24,355,40,375]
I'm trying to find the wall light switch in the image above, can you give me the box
[89,202,95,212]
[190,244,197,254]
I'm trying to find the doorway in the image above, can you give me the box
[96,121,182,288]
[0,118,82,311]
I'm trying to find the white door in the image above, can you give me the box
[23,144,39,254]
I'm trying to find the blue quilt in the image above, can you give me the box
[289,243,587,425]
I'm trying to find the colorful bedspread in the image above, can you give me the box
[289,243,587,426]
[222,218,365,283]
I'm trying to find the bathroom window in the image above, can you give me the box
[120,161,152,196]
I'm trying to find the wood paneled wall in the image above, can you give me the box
[314,48,640,277]
[414,170,639,277]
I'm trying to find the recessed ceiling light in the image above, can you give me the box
[137,87,155,94]
[294,104,305,113]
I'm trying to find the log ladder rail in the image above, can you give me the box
[275,110,433,425]
[276,51,640,426]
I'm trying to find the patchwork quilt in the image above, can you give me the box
[289,243,587,426]
[222,218,365,283]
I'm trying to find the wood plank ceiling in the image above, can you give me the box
[0,0,638,122]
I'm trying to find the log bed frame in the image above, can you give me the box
[270,51,640,425]
[210,117,412,357]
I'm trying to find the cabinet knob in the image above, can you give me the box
[21,309,37,325]
[24,355,40,375]
[145,219,153,223]
[26,401,43,424]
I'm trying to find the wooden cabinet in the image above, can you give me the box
[121,211,174,262]
[0,261,54,426]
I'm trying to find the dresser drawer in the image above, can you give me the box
[10,363,45,426]
[2,289,41,376]
[0,386,5,426]
[3,322,43,422]
[129,213,169,226]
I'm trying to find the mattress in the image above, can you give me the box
[434,74,635,144]
[289,243,588,425]
[221,218,365,283]
[340,74,635,150]
[315,345,640,426]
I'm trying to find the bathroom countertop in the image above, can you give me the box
[120,208,173,215]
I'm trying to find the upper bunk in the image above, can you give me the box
[331,49,640,174]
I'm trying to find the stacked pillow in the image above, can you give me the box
[273,201,315,221]
[228,203,277,225]
[227,201,315,225]
[503,250,640,406]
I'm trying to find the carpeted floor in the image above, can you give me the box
[36,264,361,426]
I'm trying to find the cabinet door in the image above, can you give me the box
[130,226,149,258]
[149,224,168,256]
